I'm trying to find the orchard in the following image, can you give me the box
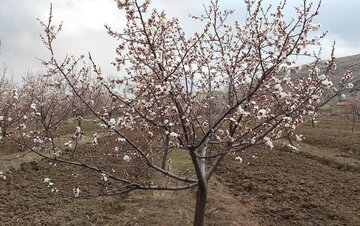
[0,1,357,225]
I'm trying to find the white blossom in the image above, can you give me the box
[306,23,321,31]
[311,94,320,100]
[101,173,108,182]
[274,84,283,92]
[295,134,303,142]
[251,137,257,144]
[64,141,72,148]
[75,126,81,135]
[117,137,126,142]
[0,171,6,180]
[235,156,243,163]
[264,136,274,149]
[242,75,252,84]
[283,116,292,122]
[279,91,289,99]
[287,144,299,151]
[123,154,131,162]
[318,74,326,80]
[73,187,81,197]
[169,132,179,137]
[112,88,123,96]
[322,79,333,87]
[347,83,354,89]
[34,137,44,144]
[43,177,51,183]
[30,103,37,110]
[108,118,117,128]
[99,123,107,129]
[92,133,99,145]
[238,106,250,116]
[64,90,73,97]
[43,177,54,187]
[257,109,268,118]
[118,0,127,5]
[13,90,19,100]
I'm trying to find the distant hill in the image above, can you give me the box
[295,54,360,97]
[334,54,360,93]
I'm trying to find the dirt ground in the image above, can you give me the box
[0,136,256,226]
[217,116,360,226]
[1,116,360,225]
[217,147,360,226]
[297,116,360,161]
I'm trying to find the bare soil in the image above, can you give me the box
[0,136,256,226]
[1,116,360,225]
[217,116,360,226]
[0,139,24,156]
[298,116,360,160]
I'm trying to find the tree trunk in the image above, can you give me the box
[1,127,5,138]
[77,119,82,127]
[44,128,50,138]
[161,133,170,169]
[193,184,208,226]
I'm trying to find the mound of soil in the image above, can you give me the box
[217,147,360,226]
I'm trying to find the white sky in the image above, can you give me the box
[1,0,360,82]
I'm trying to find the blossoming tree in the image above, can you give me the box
[0,71,37,140]
[14,0,353,225]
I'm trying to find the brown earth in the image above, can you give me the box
[217,116,360,226]
[0,139,24,156]
[297,116,360,160]
[0,136,257,226]
[218,147,360,226]
[0,116,360,225]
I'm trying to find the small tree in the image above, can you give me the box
[29,74,75,139]
[347,96,360,131]
[0,71,37,140]
[0,67,15,138]
[13,0,353,225]
[66,66,109,127]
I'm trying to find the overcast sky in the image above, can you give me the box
[1,0,360,82]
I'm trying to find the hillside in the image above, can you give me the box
[295,54,360,97]
[334,54,360,93]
